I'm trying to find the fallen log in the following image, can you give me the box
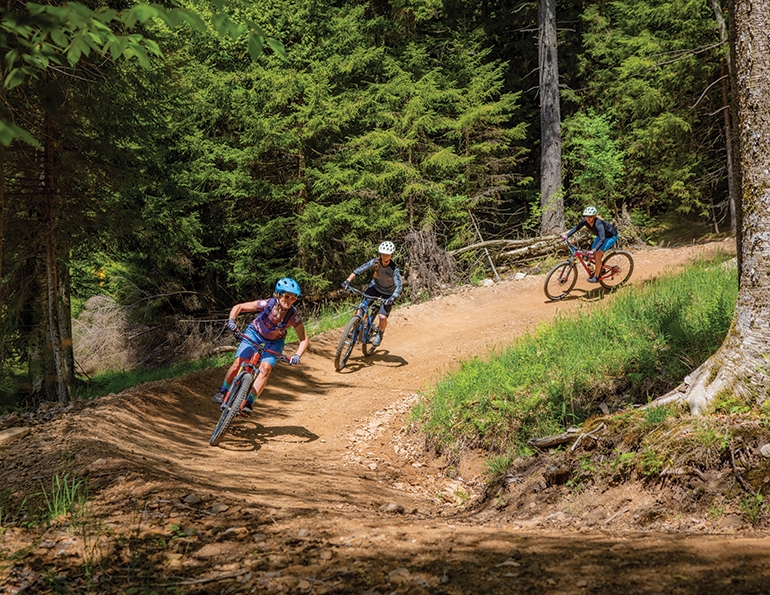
[448,235,561,257]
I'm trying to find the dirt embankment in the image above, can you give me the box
[6,237,770,595]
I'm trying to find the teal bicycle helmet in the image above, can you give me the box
[275,277,301,296]
[583,206,598,216]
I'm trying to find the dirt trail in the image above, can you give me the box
[5,237,770,595]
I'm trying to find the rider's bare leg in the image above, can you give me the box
[378,314,388,333]
[595,249,604,276]
[250,360,274,398]
[224,358,244,385]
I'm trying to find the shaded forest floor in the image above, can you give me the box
[4,237,770,595]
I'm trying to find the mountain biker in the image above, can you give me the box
[212,277,309,417]
[562,206,618,283]
[341,241,402,348]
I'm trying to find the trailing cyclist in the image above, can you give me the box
[212,278,309,417]
[341,241,402,348]
[562,206,618,283]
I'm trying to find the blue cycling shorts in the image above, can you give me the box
[592,235,618,252]
[235,325,285,367]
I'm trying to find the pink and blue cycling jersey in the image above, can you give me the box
[249,299,302,341]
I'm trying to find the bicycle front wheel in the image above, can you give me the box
[209,372,252,447]
[544,261,578,300]
[334,315,361,371]
[599,251,634,290]
[361,319,378,357]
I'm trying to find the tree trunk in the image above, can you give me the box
[43,112,70,404]
[0,145,4,368]
[711,0,738,235]
[538,0,564,236]
[679,0,769,415]
[0,145,4,291]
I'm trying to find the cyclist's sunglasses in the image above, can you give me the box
[278,292,298,301]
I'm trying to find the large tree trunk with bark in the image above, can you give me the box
[677,0,769,415]
[538,0,564,236]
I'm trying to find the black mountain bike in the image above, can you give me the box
[209,329,289,447]
[334,287,385,371]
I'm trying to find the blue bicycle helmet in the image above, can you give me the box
[275,277,301,296]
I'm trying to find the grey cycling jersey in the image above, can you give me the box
[353,257,403,299]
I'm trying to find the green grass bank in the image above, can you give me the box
[412,254,738,462]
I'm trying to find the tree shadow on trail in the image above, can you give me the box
[216,421,319,452]
[335,349,409,374]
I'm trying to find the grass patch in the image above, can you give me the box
[415,253,737,459]
[73,354,232,400]
[39,473,88,524]
[72,294,376,402]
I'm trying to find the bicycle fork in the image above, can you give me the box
[222,365,256,410]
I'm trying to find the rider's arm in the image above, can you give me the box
[390,266,403,301]
[229,299,268,320]
[293,322,310,359]
[564,221,585,239]
[351,258,378,279]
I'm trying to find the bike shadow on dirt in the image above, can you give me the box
[335,349,409,373]
[214,421,319,452]
[544,287,615,303]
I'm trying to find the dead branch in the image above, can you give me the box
[528,423,607,450]
[730,447,755,495]
[528,426,582,449]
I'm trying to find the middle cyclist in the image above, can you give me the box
[341,241,403,348]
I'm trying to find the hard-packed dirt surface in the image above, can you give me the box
[5,238,770,595]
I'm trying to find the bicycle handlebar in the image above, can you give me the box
[344,286,386,305]
[230,328,290,363]
[563,238,592,258]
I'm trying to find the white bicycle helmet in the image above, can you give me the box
[583,206,598,216]
[378,241,396,255]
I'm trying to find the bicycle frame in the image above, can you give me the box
[565,240,602,279]
[334,286,386,370]
[226,331,289,400]
[350,288,385,342]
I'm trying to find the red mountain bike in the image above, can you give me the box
[544,239,634,301]
[209,329,289,447]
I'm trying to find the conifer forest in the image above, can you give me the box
[0,0,738,403]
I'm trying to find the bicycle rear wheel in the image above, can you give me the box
[334,315,361,371]
[209,372,252,446]
[599,251,634,289]
[544,261,578,300]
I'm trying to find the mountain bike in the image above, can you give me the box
[209,329,289,447]
[334,287,385,371]
[544,239,634,301]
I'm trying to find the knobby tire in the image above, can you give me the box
[361,317,378,357]
[599,251,634,289]
[544,261,578,300]
[361,309,379,357]
[209,372,253,446]
[335,315,361,371]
